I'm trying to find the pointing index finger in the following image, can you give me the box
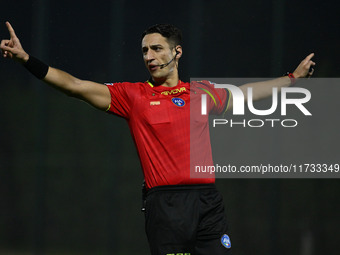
[305,53,315,61]
[6,21,17,39]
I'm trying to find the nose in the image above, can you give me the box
[144,50,154,62]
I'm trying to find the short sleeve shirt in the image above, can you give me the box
[106,80,230,189]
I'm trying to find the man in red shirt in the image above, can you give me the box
[1,22,315,255]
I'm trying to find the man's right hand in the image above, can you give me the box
[1,21,111,111]
[1,21,29,63]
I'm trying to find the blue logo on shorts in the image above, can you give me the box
[221,234,231,249]
[171,97,185,107]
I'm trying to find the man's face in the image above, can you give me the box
[141,33,178,80]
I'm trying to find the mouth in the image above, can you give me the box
[148,63,159,72]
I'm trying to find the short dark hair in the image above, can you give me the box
[141,24,182,48]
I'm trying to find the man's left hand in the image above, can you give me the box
[293,53,316,78]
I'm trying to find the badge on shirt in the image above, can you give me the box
[171,97,185,107]
[150,101,161,106]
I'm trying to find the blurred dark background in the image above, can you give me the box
[0,0,339,254]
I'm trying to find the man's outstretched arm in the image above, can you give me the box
[226,53,316,108]
[0,21,111,111]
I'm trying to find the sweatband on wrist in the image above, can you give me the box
[23,55,49,79]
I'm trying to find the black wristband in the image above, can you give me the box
[23,55,49,79]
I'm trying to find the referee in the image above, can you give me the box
[1,22,315,255]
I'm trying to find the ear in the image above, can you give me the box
[174,45,182,59]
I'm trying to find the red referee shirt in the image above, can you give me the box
[105,80,229,189]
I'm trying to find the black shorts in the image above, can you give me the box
[144,184,232,255]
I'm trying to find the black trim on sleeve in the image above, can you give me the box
[222,88,231,114]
